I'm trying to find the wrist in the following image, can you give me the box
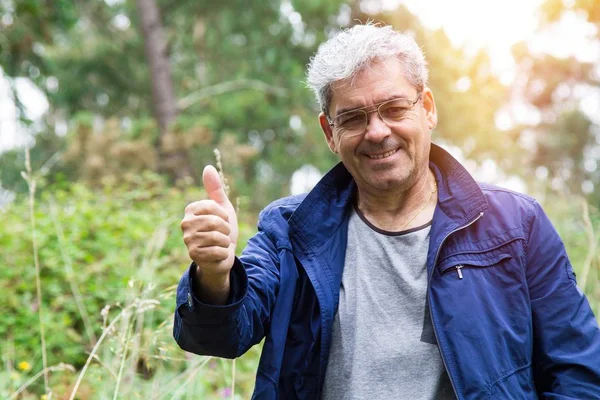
[192,264,231,305]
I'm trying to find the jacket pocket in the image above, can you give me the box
[431,239,533,400]
[439,252,513,279]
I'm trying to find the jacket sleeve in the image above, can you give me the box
[526,200,600,398]
[173,207,281,359]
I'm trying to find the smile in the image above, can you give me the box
[366,148,398,159]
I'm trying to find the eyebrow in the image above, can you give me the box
[335,94,410,117]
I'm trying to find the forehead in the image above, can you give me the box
[330,58,414,113]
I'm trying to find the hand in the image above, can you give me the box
[181,166,238,302]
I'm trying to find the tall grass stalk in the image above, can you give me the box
[214,148,238,399]
[231,359,236,399]
[158,357,212,399]
[91,354,118,379]
[68,305,130,400]
[113,315,135,400]
[119,223,170,398]
[22,147,50,396]
[48,197,97,346]
[214,148,229,196]
[68,295,160,399]
[8,363,75,400]
[580,199,597,290]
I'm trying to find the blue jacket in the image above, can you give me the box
[174,144,600,399]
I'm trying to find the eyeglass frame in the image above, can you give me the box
[326,93,422,138]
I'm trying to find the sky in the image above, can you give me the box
[402,0,542,78]
[0,70,48,152]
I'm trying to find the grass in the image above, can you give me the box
[1,150,261,399]
[22,148,50,397]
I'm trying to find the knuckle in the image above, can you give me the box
[184,201,200,214]
[215,232,231,247]
[195,231,229,247]
[183,231,198,246]
[192,231,209,245]
[203,247,216,259]
[221,221,231,235]
[215,248,229,261]
[206,216,224,231]
[206,246,227,261]
[221,234,232,247]
[192,248,209,263]
[203,218,217,231]
[189,248,200,261]
[194,230,209,240]
[197,200,221,215]
[180,218,190,232]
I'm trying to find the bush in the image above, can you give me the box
[0,172,260,399]
[543,195,600,316]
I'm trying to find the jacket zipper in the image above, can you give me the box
[440,264,464,279]
[428,211,484,399]
[455,265,464,279]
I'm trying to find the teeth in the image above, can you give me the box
[368,149,397,159]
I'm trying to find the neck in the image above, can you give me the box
[356,168,437,232]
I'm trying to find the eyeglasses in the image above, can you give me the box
[327,93,422,139]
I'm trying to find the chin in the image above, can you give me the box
[378,166,410,182]
[366,175,409,191]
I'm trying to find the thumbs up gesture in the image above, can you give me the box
[181,166,238,303]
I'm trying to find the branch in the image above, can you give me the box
[177,79,288,111]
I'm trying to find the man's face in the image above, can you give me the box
[319,57,437,194]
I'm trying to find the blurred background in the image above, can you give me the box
[0,0,599,398]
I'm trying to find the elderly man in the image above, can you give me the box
[174,24,600,399]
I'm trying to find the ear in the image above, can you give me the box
[319,112,338,153]
[422,88,438,130]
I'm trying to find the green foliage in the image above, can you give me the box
[0,0,529,214]
[1,0,597,207]
[0,174,261,398]
[0,128,65,193]
[0,0,349,212]
[0,0,77,76]
[543,195,600,316]
[511,0,600,199]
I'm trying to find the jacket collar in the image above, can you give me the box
[288,161,355,255]
[288,143,488,255]
[429,143,488,227]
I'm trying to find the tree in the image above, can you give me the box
[135,0,176,137]
[1,1,514,213]
[510,0,600,198]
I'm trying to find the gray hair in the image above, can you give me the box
[306,24,429,117]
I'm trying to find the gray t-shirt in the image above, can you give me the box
[322,207,456,399]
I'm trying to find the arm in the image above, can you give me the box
[526,200,600,398]
[173,208,281,359]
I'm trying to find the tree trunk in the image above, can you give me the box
[136,0,194,181]
[135,0,177,136]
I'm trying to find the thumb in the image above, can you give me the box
[202,165,230,206]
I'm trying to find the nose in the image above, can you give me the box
[362,110,391,143]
